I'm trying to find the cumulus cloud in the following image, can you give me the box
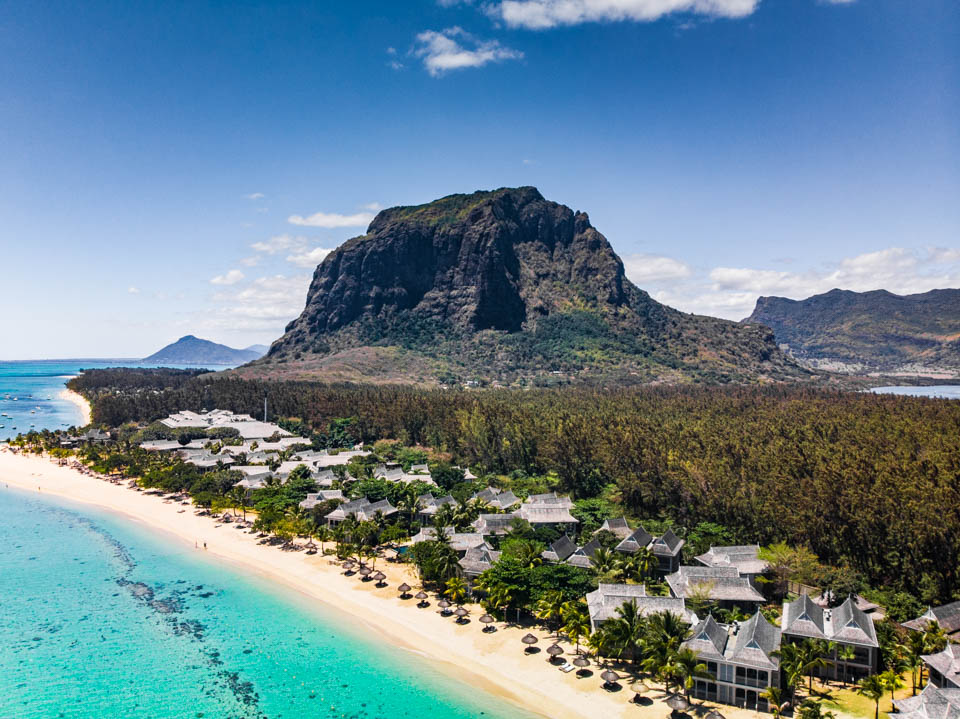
[622,253,692,282]
[489,0,760,29]
[286,246,336,268]
[128,286,140,294]
[622,246,960,321]
[287,211,374,228]
[208,274,311,332]
[414,27,523,76]
[210,269,246,286]
[244,192,265,200]
[250,234,304,254]
[238,256,260,267]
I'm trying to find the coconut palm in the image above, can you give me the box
[763,687,790,719]
[590,547,620,577]
[444,576,468,606]
[798,699,836,719]
[856,675,886,719]
[534,590,566,635]
[837,645,856,686]
[561,601,591,654]
[671,647,714,698]
[603,599,647,664]
[880,669,904,711]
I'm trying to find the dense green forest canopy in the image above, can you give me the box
[69,369,960,602]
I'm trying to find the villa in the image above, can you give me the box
[683,612,782,712]
[299,490,344,510]
[409,527,488,553]
[894,683,960,719]
[599,517,634,540]
[416,494,456,524]
[923,644,960,690]
[159,409,292,440]
[904,601,960,641]
[473,513,519,536]
[515,494,578,534]
[780,594,879,681]
[616,526,685,573]
[695,545,769,586]
[665,566,765,609]
[471,487,520,511]
[460,546,501,579]
[585,583,697,632]
[324,497,398,526]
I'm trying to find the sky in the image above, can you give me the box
[1,0,958,359]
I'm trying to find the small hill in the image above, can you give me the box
[143,336,266,366]
[744,288,960,377]
[244,344,270,356]
[242,187,808,386]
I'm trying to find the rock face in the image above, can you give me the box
[745,288,960,377]
[258,187,805,385]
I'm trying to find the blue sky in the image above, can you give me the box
[2,0,958,358]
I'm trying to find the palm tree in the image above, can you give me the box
[880,669,904,712]
[856,675,886,719]
[604,599,647,664]
[837,645,856,686]
[510,539,544,569]
[228,486,247,520]
[773,642,805,702]
[798,699,836,719]
[672,647,713,698]
[561,601,591,654]
[444,576,468,606]
[799,638,834,694]
[534,590,565,636]
[763,687,790,719]
[590,547,620,577]
[922,621,948,655]
[315,525,332,554]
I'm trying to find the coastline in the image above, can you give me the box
[59,382,92,426]
[0,449,784,719]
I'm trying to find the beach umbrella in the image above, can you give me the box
[373,571,386,581]
[666,694,690,713]
[438,599,451,612]
[358,566,371,576]
[479,614,496,632]
[704,710,725,719]
[601,669,620,686]
[546,644,564,658]
[342,561,355,571]
[454,607,468,622]
[572,656,590,668]
[521,633,539,652]
[415,591,429,607]
[398,583,411,598]
[629,680,651,696]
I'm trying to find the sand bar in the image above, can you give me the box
[0,449,783,719]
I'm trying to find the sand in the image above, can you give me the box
[59,385,92,426]
[0,449,778,719]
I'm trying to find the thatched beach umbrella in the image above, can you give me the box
[415,591,429,607]
[666,694,690,714]
[546,644,564,662]
[479,614,496,632]
[358,567,372,580]
[601,669,621,687]
[572,656,590,669]
[398,582,412,599]
[521,633,539,653]
[342,560,355,571]
[373,571,386,586]
[438,599,451,615]
[630,680,651,696]
[704,710,725,719]
[454,607,468,623]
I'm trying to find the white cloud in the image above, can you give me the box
[286,246,336,268]
[360,202,383,212]
[489,0,759,29]
[622,253,692,282]
[207,274,312,332]
[251,234,304,254]
[238,256,260,267]
[414,27,523,76]
[244,192,265,200]
[210,269,246,286]
[287,211,375,228]
[128,286,140,294]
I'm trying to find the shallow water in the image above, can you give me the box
[869,385,960,399]
[0,487,533,719]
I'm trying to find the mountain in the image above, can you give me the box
[245,187,807,386]
[143,336,265,366]
[244,344,270,356]
[744,288,960,377]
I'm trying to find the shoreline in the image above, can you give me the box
[59,382,92,426]
[0,450,612,719]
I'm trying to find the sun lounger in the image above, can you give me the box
[559,662,575,673]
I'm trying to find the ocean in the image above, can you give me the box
[869,385,960,399]
[0,487,533,719]
[0,360,235,442]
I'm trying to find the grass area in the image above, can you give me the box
[813,673,916,719]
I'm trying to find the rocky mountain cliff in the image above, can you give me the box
[745,288,960,377]
[248,187,807,386]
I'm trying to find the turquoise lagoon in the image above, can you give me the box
[0,488,534,719]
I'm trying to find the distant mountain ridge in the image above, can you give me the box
[243,187,807,386]
[143,336,267,365]
[744,288,960,377]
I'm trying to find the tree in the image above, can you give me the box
[856,675,885,719]
[534,590,566,636]
[773,642,805,699]
[685,582,716,618]
[798,639,834,693]
[228,486,248,521]
[880,669,904,712]
[763,687,790,719]
[561,600,591,654]
[672,647,713,698]
[444,576,468,606]
[798,699,836,719]
[837,645,856,686]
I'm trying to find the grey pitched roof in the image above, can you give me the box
[516,505,578,525]
[829,597,879,648]
[473,513,518,535]
[729,612,781,670]
[781,594,828,640]
[616,526,654,553]
[895,683,960,719]
[586,583,697,624]
[473,487,501,504]
[684,615,729,660]
[904,601,960,635]
[652,529,685,557]
[666,566,765,603]
[696,545,769,575]
[460,546,501,576]
[492,491,520,510]
[299,490,344,509]
[542,534,577,562]
[600,517,633,539]
[409,527,487,552]
[922,644,960,688]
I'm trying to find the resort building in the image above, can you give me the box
[585,583,697,632]
[904,601,960,641]
[683,612,782,712]
[461,546,501,579]
[615,527,685,573]
[416,494,456,525]
[923,644,960,690]
[472,513,518,536]
[409,527,488,553]
[471,487,520,511]
[515,494,578,534]
[299,490,344,510]
[374,464,435,485]
[179,450,235,470]
[159,409,292,440]
[324,497,397,526]
[599,517,634,540]
[665,566,765,609]
[780,594,879,681]
[894,683,960,719]
[566,538,603,569]
[541,534,578,563]
[695,545,769,586]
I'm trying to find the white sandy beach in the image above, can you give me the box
[60,384,92,426]
[0,449,781,719]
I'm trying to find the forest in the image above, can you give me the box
[68,368,960,603]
